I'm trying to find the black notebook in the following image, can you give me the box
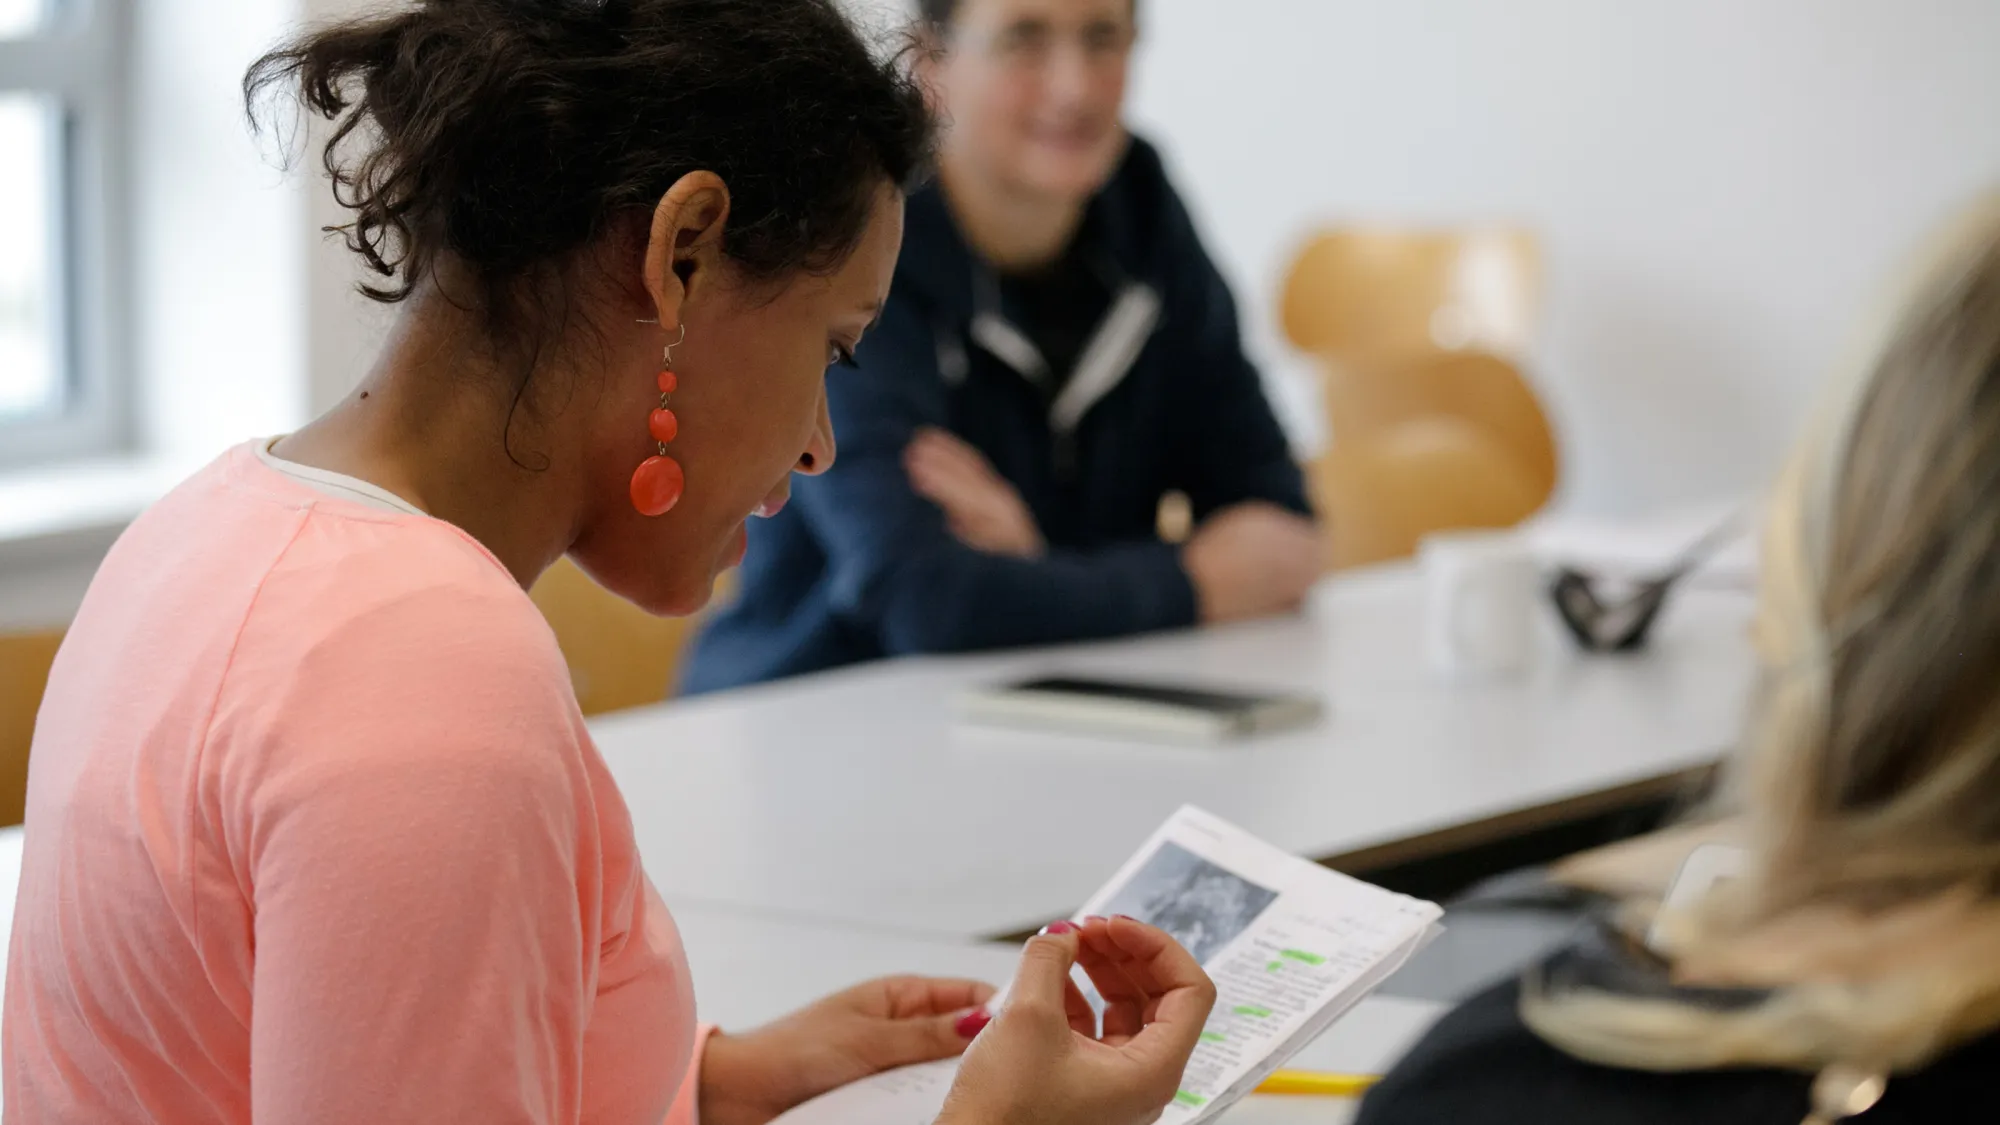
[958,675,1325,744]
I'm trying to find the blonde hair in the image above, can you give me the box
[1526,194,2000,1074]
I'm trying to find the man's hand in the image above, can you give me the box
[905,427,1045,559]
[1181,502,1323,623]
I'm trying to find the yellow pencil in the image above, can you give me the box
[1254,1070,1380,1097]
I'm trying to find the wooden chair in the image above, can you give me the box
[1324,350,1560,503]
[1281,227,1541,367]
[0,629,65,828]
[1281,226,1557,566]
[528,558,700,716]
[1308,415,1547,569]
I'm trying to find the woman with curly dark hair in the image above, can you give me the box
[1,3,1212,1122]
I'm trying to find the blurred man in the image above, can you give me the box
[683,0,1320,692]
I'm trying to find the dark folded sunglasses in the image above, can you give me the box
[1549,515,1744,652]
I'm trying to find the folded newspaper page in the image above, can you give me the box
[770,805,1443,1125]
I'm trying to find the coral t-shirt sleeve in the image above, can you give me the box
[232,586,625,1124]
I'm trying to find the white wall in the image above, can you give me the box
[132,0,310,465]
[304,0,399,413]
[13,0,2000,633]
[321,0,2000,513]
[1120,0,2000,513]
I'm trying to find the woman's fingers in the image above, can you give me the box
[1082,916,1172,999]
[1003,928,1083,1028]
[939,922,1212,1125]
[1099,915,1178,996]
[1121,976,1217,1072]
[1001,926,1102,1037]
[1098,920,1217,1070]
[1062,973,1098,1037]
[1075,920,1151,1042]
[872,976,999,1019]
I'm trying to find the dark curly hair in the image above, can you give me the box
[917,0,1136,30]
[247,0,932,343]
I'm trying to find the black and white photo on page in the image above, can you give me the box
[1097,841,1281,965]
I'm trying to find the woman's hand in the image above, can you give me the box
[700,976,995,1125]
[939,917,1218,1125]
[904,426,1046,559]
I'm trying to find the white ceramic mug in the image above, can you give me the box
[1420,530,1539,679]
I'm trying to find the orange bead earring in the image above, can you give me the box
[629,325,686,517]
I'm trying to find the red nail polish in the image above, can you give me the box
[1045,920,1078,935]
[1114,914,1139,924]
[955,1009,991,1038]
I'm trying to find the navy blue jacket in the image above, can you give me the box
[683,139,1311,693]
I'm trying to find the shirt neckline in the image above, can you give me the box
[254,436,431,518]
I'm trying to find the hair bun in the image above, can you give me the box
[248,0,931,341]
[488,0,627,24]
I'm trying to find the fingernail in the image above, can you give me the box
[1084,915,1108,924]
[1114,914,1139,924]
[1043,920,1078,935]
[954,1009,991,1038]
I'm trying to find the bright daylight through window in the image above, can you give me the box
[1,0,122,466]
[0,91,60,423]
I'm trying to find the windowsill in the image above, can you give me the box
[0,454,192,564]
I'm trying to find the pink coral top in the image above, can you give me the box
[5,443,707,1124]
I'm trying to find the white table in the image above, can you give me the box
[673,901,1446,1125]
[596,565,1756,937]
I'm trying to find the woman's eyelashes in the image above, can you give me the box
[828,343,860,369]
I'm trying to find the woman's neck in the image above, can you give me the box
[938,150,1086,274]
[272,290,593,590]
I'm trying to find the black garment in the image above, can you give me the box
[997,248,1114,400]
[1356,978,2000,1125]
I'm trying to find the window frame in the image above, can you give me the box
[0,0,130,469]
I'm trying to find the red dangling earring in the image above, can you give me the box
[629,324,686,517]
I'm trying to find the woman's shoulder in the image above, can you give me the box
[277,504,551,640]
[229,501,579,742]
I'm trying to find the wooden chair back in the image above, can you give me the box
[1281,226,1540,366]
[1307,416,1547,569]
[528,558,700,716]
[0,629,65,827]
[1324,350,1559,501]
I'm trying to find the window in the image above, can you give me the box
[0,0,126,468]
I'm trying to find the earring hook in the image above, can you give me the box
[639,318,688,361]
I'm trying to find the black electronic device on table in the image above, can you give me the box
[958,675,1325,744]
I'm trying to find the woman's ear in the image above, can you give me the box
[643,171,732,328]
